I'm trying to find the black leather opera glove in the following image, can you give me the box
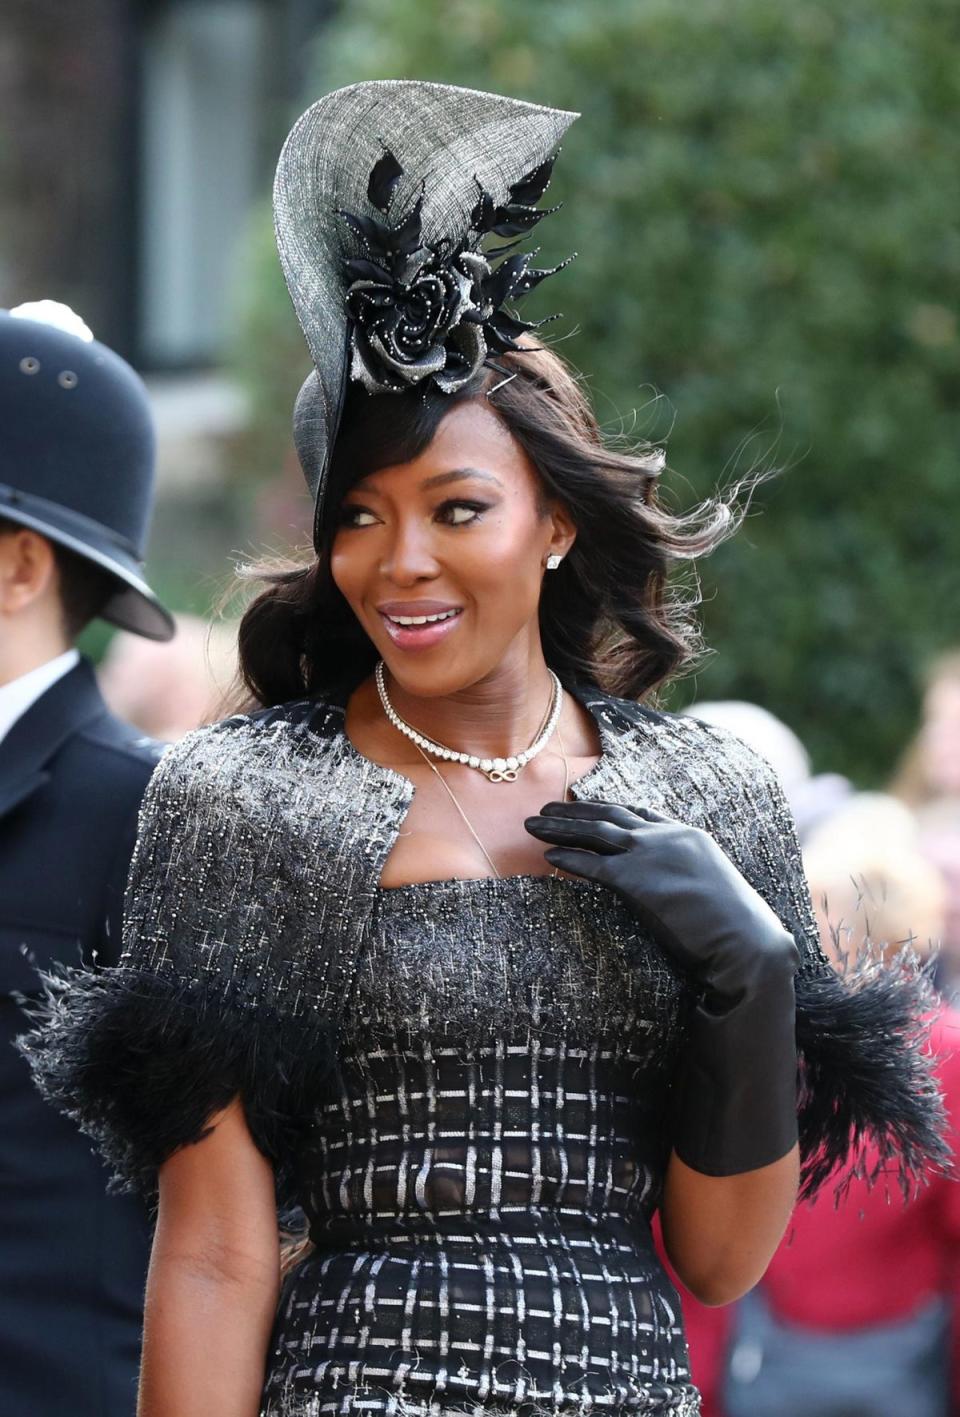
[525,800,800,1176]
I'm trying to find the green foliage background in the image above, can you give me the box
[241,0,960,783]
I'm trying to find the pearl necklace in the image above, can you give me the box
[374,660,564,783]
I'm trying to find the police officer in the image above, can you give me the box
[0,301,173,1413]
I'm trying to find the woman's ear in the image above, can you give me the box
[545,500,577,565]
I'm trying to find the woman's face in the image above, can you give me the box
[330,399,575,698]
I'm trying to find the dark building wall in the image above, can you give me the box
[0,0,335,368]
[0,0,138,354]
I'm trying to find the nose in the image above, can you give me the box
[379,516,440,586]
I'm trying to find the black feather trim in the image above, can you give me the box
[795,950,951,1202]
[17,966,338,1209]
[21,947,948,1213]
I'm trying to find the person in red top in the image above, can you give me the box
[677,797,960,1417]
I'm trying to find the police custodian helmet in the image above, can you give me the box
[0,302,173,640]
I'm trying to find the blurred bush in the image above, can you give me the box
[238,0,959,783]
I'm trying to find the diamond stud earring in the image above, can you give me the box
[545,553,563,571]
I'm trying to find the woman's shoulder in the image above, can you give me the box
[142,693,349,808]
[587,685,782,791]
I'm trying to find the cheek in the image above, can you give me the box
[330,534,367,606]
[467,512,546,598]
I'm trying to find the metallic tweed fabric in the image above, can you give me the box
[22,682,834,1206]
[262,873,698,1417]
[121,682,827,1013]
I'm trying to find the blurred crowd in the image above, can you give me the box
[96,612,238,740]
[93,634,960,1416]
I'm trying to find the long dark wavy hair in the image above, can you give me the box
[236,343,740,709]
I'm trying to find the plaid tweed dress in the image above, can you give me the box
[262,872,699,1417]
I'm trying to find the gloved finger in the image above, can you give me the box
[544,799,681,832]
[525,814,632,855]
[627,805,675,825]
[542,846,614,882]
[538,799,652,831]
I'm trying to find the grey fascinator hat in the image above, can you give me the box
[272,80,578,543]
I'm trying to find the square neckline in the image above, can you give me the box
[337,677,621,892]
[373,869,604,897]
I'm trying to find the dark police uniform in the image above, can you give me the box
[0,304,174,1412]
[0,659,163,1413]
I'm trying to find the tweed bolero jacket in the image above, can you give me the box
[21,681,947,1207]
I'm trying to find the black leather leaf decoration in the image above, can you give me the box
[367,149,404,213]
[506,153,557,207]
[389,192,425,257]
[470,154,562,239]
[337,209,395,260]
[336,146,571,394]
[513,253,576,298]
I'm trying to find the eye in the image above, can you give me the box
[437,500,490,526]
[339,504,379,528]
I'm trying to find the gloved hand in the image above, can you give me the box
[525,800,800,1175]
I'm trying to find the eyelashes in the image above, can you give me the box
[338,498,494,529]
[338,506,378,528]
[443,500,490,526]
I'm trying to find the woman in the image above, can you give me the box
[22,82,945,1417]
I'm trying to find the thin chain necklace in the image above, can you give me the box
[375,660,564,783]
[411,719,571,880]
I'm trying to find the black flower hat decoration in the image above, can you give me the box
[273,81,578,538]
[338,149,573,395]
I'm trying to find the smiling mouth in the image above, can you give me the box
[382,608,462,628]
[377,605,465,650]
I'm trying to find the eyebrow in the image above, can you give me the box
[419,467,504,492]
[351,466,504,493]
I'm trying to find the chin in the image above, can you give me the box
[383,656,478,701]
[381,642,520,703]
[370,612,532,701]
